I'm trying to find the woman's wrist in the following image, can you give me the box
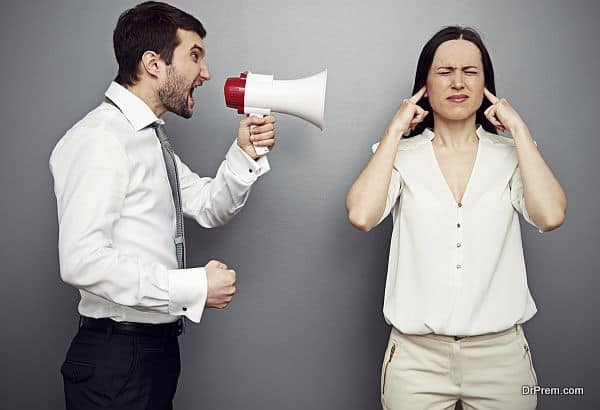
[383,125,406,143]
[510,122,532,141]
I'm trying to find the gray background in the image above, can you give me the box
[1,0,598,409]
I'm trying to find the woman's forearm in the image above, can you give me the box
[346,131,402,231]
[512,124,567,231]
[347,88,428,231]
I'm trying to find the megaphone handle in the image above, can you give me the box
[248,113,270,156]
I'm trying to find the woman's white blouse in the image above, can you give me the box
[373,126,542,336]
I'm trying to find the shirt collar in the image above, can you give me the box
[104,81,160,131]
[422,125,486,141]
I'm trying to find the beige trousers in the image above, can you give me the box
[380,324,538,410]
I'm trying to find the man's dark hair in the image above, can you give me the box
[113,1,206,86]
[409,26,497,137]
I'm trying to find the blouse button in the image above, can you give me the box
[457,223,461,228]
[456,264,462,269]
[457,243,461,248]
[457,202,462,208]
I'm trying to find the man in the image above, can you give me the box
[49,2,276,408]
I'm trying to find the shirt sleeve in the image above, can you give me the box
[509,165,544,233]
[371,142,404,227]
[50,128,207,322]
[176,140,270,228]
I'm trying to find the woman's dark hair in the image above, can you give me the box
[409,26,497,136]
[113,1,206,86]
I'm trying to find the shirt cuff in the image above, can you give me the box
[226,141,271,183]
[168,267,207,323]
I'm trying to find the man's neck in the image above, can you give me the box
[123,82,166,117]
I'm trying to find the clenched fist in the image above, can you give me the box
[204,260,236,309]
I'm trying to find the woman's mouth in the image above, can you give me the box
[447,94,469,103]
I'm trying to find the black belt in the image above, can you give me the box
[80,316,183,337]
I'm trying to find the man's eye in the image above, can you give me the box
[438,71,451,75]
[191,53,199,62]
[465,71,478,75]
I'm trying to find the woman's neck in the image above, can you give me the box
[431,114,479,149]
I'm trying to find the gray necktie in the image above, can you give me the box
[153,122,186,269]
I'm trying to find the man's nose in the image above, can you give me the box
[201,62,211,81]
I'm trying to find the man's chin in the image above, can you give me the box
[161,96,194,119]
[179,109,193,119]
[182,99,194,118]
[169,105,193,119]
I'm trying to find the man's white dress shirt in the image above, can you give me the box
[50,82,269,324]
[373,126,541,336]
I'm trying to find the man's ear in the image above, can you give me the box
[424,88,428,98]
[140,50,162,79]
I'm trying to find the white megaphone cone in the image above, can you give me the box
[224,69,328,155]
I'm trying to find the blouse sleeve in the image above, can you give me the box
[371,142,403,227]
[509,164,544,233]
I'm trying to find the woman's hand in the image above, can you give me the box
[483,88,526,133]
[386,86,429,137]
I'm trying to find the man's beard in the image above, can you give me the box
[157,66,193,119]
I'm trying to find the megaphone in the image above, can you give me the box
[224,69,328,155]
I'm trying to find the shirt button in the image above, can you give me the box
[457,202,462,208]
[456,264,462,269]
[182,307,187,312]
[457,223,461,228]
[457,243,461,248]
[249,168,253,173]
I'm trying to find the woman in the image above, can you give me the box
[346,26,567,410]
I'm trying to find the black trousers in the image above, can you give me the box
[61,320,181,410]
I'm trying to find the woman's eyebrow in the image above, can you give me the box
[435,65,479,70]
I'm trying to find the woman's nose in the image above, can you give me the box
[451,72,465,89]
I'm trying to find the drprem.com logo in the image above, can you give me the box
[522,385,585,396]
